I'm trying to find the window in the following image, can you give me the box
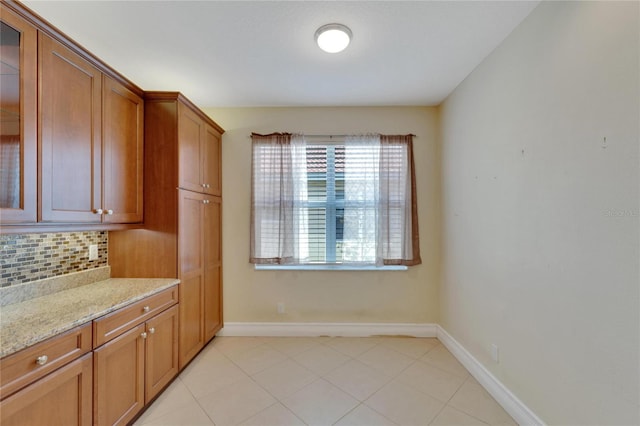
[250,133,421,268]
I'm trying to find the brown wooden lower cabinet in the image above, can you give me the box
[0,353,93,426]
[145,305,179,403]
[94,304,179,426]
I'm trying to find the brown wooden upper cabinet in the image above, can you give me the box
[0,8,37,223]
[102,76,144,224]
[38,34,143,224]
[0,2,144,230]
[178,103,222,196]
[39,34,103,223]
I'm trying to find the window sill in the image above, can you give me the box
[254,264,408,271]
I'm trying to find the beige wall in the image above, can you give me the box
[439,2,639,424]
[204,107,440,324]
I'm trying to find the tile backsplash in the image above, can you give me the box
[0,231,108,287]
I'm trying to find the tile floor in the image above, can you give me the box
[134,336,517,426]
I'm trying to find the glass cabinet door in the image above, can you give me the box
[0,6,37,223]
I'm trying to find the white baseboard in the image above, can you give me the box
[219,322,437,338]
[436,325,545,426]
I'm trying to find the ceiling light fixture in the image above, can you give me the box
[315,23,352,53]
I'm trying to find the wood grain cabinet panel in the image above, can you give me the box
[93,324,145,426]
[0,6,37,224]
[178,189,206,367]
[39,33,102,223]
[103,75,144,224]
[178,103,204,193]
[204,197,222,342]
[203,123,222,196]
[145,304,179,403]
[0,353,93,426]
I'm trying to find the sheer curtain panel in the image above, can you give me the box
[379,134,421,266]
[250,133,309,264]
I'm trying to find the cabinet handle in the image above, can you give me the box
[201,183,206,188]
[106,209,114,215]
[36,355,48,366]
[206,184,211,188]
[202,200,210,204]
[140,332,148,339]
[143,306,150,313]
[94,209,104,215]
[149,327,155,334]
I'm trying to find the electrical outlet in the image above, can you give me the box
[88,244,98,261]
[491,343,499,363]
[277,302,285,314]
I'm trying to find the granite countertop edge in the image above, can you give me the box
[0,278,180,358]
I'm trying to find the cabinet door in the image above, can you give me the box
[145,304,179,403]
[202,123,221,196]
[39,33,102,223]
[204,196,222,342]
[0,7,37,223]
[0,353,92,426]
[102,75,143,223]
[178,189,205,368]
[94,324,145,426]
[178,103,204,193]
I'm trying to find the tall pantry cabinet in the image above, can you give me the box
[109,92,223,368]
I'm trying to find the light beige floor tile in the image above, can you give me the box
[252,358,318,399]
[282,378,359,426]
[180,354,249,398]
[292,344,351,376]
[229,343,288,375]
[334,404,398,426]
[356,345,415,376]
[211,336,266,358]
[325,337,380,357]
[240,402,306,426]
[420,345,469,378]
[197,376,277,425]
[448,379,516,425]
[397,362,466,402]
[135,378,196,424]
[364,380,445,426]
[429,405,488,425]
[136,400,213,426]
[264,337,322,356]
[324,359,392,401]
[379,337,439,359]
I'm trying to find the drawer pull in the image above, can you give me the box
[94,208,104,215]
[106,209,114,215]
[35,355,48,366]
[140,332,148,339]
[143,306,150,313]
[149,327,155,334]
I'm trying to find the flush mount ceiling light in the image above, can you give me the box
[315,23,352,53]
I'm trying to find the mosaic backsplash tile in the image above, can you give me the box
[0,232,108,287]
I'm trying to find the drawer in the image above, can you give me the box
[0,323,92,399]
[93,286,178,347]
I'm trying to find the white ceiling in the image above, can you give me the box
[23,1,539,107]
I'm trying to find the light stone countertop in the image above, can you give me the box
[0,278,179,358]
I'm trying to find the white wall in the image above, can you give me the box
[204,107,441,324]
[439,1,639,424]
